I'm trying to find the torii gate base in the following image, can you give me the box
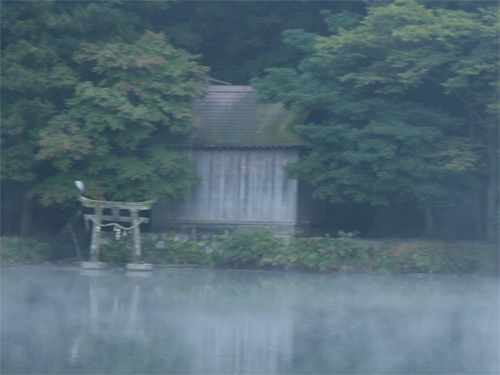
[78,196,156,271]
[82,261,108,270]
[125,263,153,271]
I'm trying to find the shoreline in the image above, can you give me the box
[1,261,497,277]
[2,234,498,276]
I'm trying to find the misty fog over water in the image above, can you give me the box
[1,265,498,374]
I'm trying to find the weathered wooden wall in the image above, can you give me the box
[151,147,301,231]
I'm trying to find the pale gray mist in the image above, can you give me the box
[1,266,498,374]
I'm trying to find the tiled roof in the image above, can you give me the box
[182,85,307,147]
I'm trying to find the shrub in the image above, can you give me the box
[373,241,499,275]
[0,236,51,263]
[264,232,374,272]
[375,242,419,274]
[142,234,213,267]
[266,237,339,271]
[214,230,283,269]
[99,240,132,264]
[445,243,499,275]
[96,233,214,266]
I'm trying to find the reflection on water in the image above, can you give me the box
[1,266,498,374]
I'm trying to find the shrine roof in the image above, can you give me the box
[174,85,308,148]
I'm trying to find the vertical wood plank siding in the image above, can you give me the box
[152,148,300,227]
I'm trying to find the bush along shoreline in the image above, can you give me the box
[1,230,498,275]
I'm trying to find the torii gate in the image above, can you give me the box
[79,196,156,270]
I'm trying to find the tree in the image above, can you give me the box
[33,31,207,205]
[1,2,205,234]
[162,1,366,84]
[1,1,167,182]
[252,0,498,239]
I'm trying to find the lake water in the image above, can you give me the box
[1,265,498,374]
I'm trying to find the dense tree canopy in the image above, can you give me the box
[1,0,498,240]
[33,31,207,205]
[2,1,206,207]
[161,1,365,84]
[252,0,499,239]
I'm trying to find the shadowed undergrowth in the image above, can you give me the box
[1,230,498,275]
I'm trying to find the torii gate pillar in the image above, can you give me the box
[89,207,103,263]
[78,196,156,271]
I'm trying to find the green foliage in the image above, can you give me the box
[2,1,497,240]
[252,0,498,233]
[98,234,212,266]
[3,231,494,276]
[99,240,131,265]
[213,230,283,269]
[0,98,54,183]
[286,100,475,206]
[1,2,206,208]
[263,232,373,272]
[0,236,51,263]
[33,32,207,205]
[374,241,499,275]
[1,1,157,186]
[163,2,365,84]
[142,235,213,267]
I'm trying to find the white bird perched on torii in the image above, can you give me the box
[74,181,90,233]
[75,181,84,195]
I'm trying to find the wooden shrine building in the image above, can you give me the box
[150,85,337,237]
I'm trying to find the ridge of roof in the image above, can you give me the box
[167,143,311,149]
[206,85,256,93]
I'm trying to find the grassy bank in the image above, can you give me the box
[1,231,498,275]
[0,236,52,263]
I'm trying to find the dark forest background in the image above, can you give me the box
[2,1,498,242]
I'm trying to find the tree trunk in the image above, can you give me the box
[368,205,391,238]
[422,203,434,239]
[2,189,14,235]
[486,129,499,243]
[20,190,34,236]
[472,188,485,241]
[1,183,23,235]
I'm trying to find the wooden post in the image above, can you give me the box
[131,209,140,263]
[90,208,102,263]
[78,196,155,270]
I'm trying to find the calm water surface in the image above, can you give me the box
[1,265,498,374]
